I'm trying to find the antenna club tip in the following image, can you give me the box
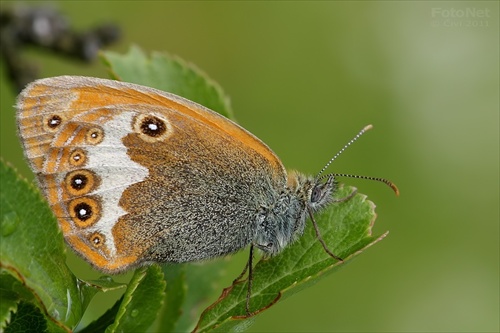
[390,183,400,196]
[363,124,374,132]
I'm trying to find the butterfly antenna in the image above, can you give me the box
[332,173,400,196]
[316,124,399,196]
[316,124,373,178]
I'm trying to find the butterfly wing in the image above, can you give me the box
[16,76,287,273]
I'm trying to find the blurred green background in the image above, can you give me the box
[1,1,498,332]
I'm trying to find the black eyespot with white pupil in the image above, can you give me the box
[140,116,166,137]
[48,115,62,128]
[70,173,88,190]
[74,202,92,221]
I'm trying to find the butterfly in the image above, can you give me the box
[16,76,398,314]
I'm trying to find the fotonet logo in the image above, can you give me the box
[431,8,490,18]
[431,7,491,28]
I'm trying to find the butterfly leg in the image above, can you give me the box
[233,250,251,284]
[307,207,344,262]
[232,244,255,315]
[245,244,254,315]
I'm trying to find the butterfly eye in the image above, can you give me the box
[311,185,323,203]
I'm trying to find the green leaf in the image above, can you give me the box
[0,160,82,331]
[150,261,228,333]
[105,266,166,333]
[79,296,123,333]
[4,301,47,333]
[83,276,128,292]
[194,186,387,332]
[101,45,233,118]
[78,277,127,315]
[150,265,186,332]
[0,273,22,330]
[174,260,228,332]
